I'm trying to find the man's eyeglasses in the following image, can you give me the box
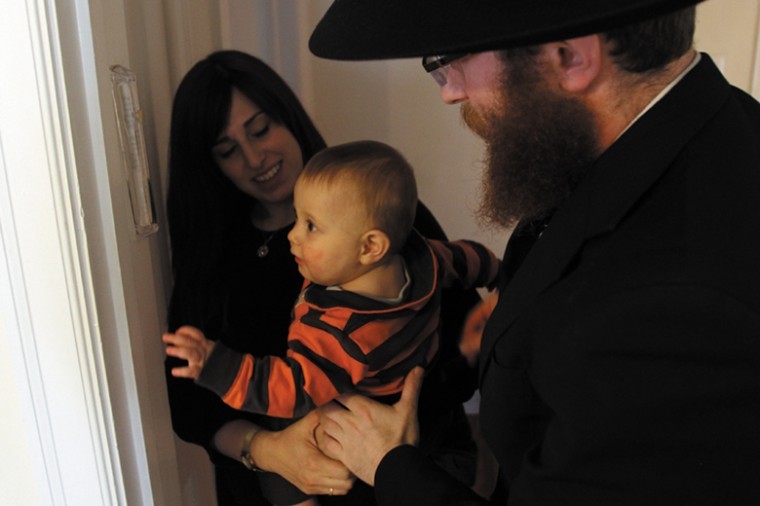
[422,53,469,86]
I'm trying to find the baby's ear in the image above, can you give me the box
[359,229,391,265]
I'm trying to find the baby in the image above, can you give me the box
[164,140,500,505]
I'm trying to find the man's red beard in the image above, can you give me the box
[461,102,491,140]
[463,55,599,229]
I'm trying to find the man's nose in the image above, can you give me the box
[440,84,467,104]
[438,74,467,104]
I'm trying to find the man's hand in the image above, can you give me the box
[317,367,424,485]
[255,410,355,496]
[163,325,215,379]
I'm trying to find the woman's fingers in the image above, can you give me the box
[254,410,354,495]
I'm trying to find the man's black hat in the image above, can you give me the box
[310,0,706,60]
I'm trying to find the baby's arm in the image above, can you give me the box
[431,238,502,290]
[163,325,216,379]
[459,290,499,366]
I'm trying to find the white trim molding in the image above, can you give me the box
[753,8,760,100]
[0,0,125,503]
[1,0,186,503]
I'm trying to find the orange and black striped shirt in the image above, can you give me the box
[196,230,500,419]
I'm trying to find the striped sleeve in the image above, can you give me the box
[195,322,354,419]
[429,238,501,291]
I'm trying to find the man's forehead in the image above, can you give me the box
[309,0,706,61]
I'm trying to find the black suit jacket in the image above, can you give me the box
[376,54,760,505]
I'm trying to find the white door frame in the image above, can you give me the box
[1,0,127,502]
[0,0,182,503]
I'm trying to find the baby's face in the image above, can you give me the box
[287,178,369,286]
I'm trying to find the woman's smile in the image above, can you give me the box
[253,160,282,183]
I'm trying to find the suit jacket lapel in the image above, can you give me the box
[478,175,590,381]
[479,54,730,383]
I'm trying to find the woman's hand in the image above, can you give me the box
[254,410,355,496]
[317,367,424,486]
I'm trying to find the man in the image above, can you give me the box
[309,1,760,505]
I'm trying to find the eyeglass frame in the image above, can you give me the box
[421,53,470,86]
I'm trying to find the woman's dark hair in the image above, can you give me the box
[166,50,326,329]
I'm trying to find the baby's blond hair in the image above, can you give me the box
[300,140,418,253]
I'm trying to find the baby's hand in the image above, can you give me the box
[163,325,215,379]
[460,291,498,366]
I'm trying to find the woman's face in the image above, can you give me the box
[212,88,304,208]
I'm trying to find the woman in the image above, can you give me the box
[165,50,480,505]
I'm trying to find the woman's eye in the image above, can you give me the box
[248,114,271,139]
[214,144,237,159]
[252,124,270,138]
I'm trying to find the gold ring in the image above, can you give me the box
[329,487,334,496]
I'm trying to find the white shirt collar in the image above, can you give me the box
[615,52,701,141]
[326,259,411,305]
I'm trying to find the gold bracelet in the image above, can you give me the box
[240,427,262,472]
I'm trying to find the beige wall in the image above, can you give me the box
[695,0,760,92]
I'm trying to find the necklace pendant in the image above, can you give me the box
[256,230,276,259]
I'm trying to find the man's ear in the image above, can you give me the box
[359,229,391,266]
[546,34,603,94]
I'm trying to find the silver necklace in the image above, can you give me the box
[257,231,276,258]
